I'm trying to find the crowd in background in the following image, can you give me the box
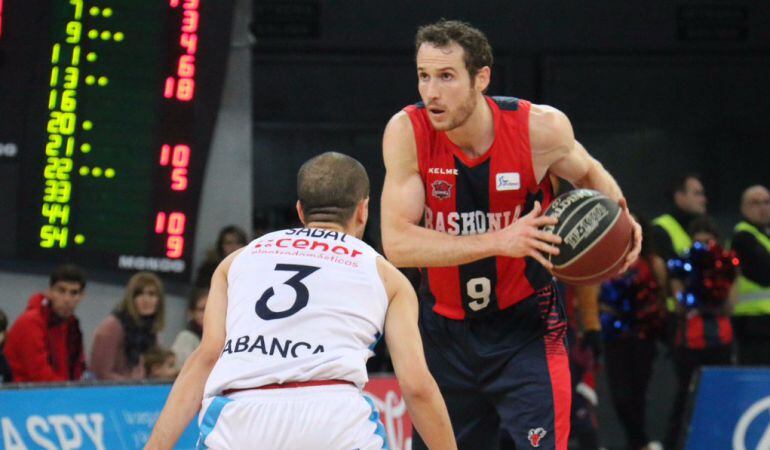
[0,224,248,385]
[0,178,768,450]
[576,176,770,450]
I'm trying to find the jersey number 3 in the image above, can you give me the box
[255,264,320,320]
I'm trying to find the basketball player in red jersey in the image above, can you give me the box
[381,20,642,450]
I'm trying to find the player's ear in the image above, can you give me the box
[358,197,370,227]
[296,200,307,226]
[475,66,491,93]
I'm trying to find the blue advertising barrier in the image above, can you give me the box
[686,367,770,450]
[0,384,199,449]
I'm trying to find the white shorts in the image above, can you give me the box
[196,385,388,450]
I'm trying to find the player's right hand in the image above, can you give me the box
[495,201,562,269]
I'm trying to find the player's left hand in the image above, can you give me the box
[617,198,641,273]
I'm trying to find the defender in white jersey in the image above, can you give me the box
[146,152,456,450]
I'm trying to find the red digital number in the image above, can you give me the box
[154,212,185,234]
[167,236,184,258]
[171,144,190,166]
[154,212,187,258]
[181,10,198,33]
[171,168,188,191]
[159,144,171,165]
[163,77,176,99]
[160,144,189,167]
[180,33,197,54]
[168,212,186,235]
[177,55,195,77]
[155,212,167,234]
[176,78,195,101]
[165,0,199,102]
[183,0,199,10]
[160,144,190,191]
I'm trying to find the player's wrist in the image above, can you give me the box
[474,231,500,258]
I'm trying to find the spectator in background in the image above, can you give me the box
[0,309,12,383]
[194,225,248,287]
[652,174,708,337]
[90,272,166,380]
[600,216,667,450]
[665,216,737,449]
[730,185,770,365]
[144,346,178,381]
[4,264,86,382]
[652,174,707,261]
[171,288,208,369]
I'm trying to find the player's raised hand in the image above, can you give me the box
[495,201,561,269]
[617,198,642,273]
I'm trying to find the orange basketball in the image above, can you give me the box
[542,189,633,285]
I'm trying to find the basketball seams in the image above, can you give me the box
[552,206,622,269]
[554,239,631,282]
[549,196,609,266]
[551,196,602,237]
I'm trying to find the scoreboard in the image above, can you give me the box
[0,0,234,278]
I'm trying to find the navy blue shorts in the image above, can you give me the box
[413,283,571,450]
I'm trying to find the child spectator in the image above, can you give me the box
[144,346,178,381]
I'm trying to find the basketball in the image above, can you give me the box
[542,189,633,285]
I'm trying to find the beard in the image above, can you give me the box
[430,89,478,132]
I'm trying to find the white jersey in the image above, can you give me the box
[203,228,388,398]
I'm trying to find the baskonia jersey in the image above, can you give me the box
[203,228,388,398]
[404,96,554,320]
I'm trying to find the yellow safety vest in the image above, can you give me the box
[652,214,693,256]
[653,214,693,311]
[732,221,770,316]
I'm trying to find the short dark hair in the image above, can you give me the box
[49,264,86,290]
[415,19,493,79]
[0,308,7,333]
[297,152,369,226]
[667,173,702,200]
[688,215,719,240]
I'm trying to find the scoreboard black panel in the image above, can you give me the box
[0,0,234,278]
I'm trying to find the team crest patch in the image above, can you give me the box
[431,180,453,200]
[528,428,547,447]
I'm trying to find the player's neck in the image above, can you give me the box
[304,222,347,234]
[445,94,494,159]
